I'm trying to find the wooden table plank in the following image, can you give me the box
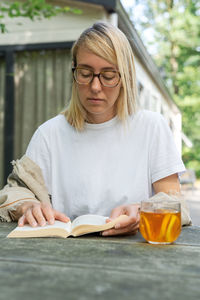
[0,223,200,300]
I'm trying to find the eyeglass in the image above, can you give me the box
[72,67,121,87]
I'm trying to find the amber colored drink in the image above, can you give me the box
[140,209,181,244]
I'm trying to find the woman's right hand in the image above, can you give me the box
[17,201,70,227]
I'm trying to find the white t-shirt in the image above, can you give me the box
[26,110,185,219]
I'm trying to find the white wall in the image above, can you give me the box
[134,55,182,153]
[0,0,110,45]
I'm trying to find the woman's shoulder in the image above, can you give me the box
[132,109,165,125]
[38,114,69,133]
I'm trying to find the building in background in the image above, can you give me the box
[0,0,183,187]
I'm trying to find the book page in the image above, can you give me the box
[71,214,108,230]
[11,220,72,233]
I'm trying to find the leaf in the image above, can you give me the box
[0,0,82,32]
[0,23,8,33]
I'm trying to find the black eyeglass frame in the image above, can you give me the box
[72,67,121,87]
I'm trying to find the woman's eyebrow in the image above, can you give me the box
[77,64,93,69]
[77,64,117,71]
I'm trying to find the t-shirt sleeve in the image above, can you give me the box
[149,114,185,183]
[25,128,51,194]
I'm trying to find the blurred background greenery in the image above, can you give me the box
[122,0,200,177]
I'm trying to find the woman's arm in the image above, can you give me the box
[102,173,180,236]
[153,173,180,194]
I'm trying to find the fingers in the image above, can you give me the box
[106,215,137,227]
[109,205,125,219]
[41,202,55,225]
[115,216,137,229]
[18,202,69,227]
[33,204,47,226]
[54,210,70,223]
[19,205,45,227]
[103,227,139,236]
[103,204,141,237]
[109,204,139,220]
[42,202,69,224]
[18,208,38,227]
[102,220,139,236]
[18,215,27,227]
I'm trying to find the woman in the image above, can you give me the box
[8,22,186,235]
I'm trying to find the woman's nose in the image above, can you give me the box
[90,76,102,93]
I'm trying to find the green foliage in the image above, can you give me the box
[0,23,8,33]
[175,94,200,177]
[129,0,200,177]
[0,0,82,33]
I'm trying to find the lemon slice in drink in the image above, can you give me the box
[166,215,179,242]
[140,213,151,241]
[157,213,172,241]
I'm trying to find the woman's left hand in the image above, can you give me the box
[102,204,140,236]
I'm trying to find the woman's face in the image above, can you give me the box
[75,48,121,124]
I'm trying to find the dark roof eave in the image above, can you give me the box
[74,0,117,13]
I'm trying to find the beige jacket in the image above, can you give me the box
[0,156,50,222]
[0,155,192,225]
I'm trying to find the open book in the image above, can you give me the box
[7,214,129,238]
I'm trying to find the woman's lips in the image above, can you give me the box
[87,98,104,103]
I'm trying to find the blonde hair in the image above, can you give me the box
[63,22,138,130]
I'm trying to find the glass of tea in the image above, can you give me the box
[139,200,181,244]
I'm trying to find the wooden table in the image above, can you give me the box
[0,223,200,300]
